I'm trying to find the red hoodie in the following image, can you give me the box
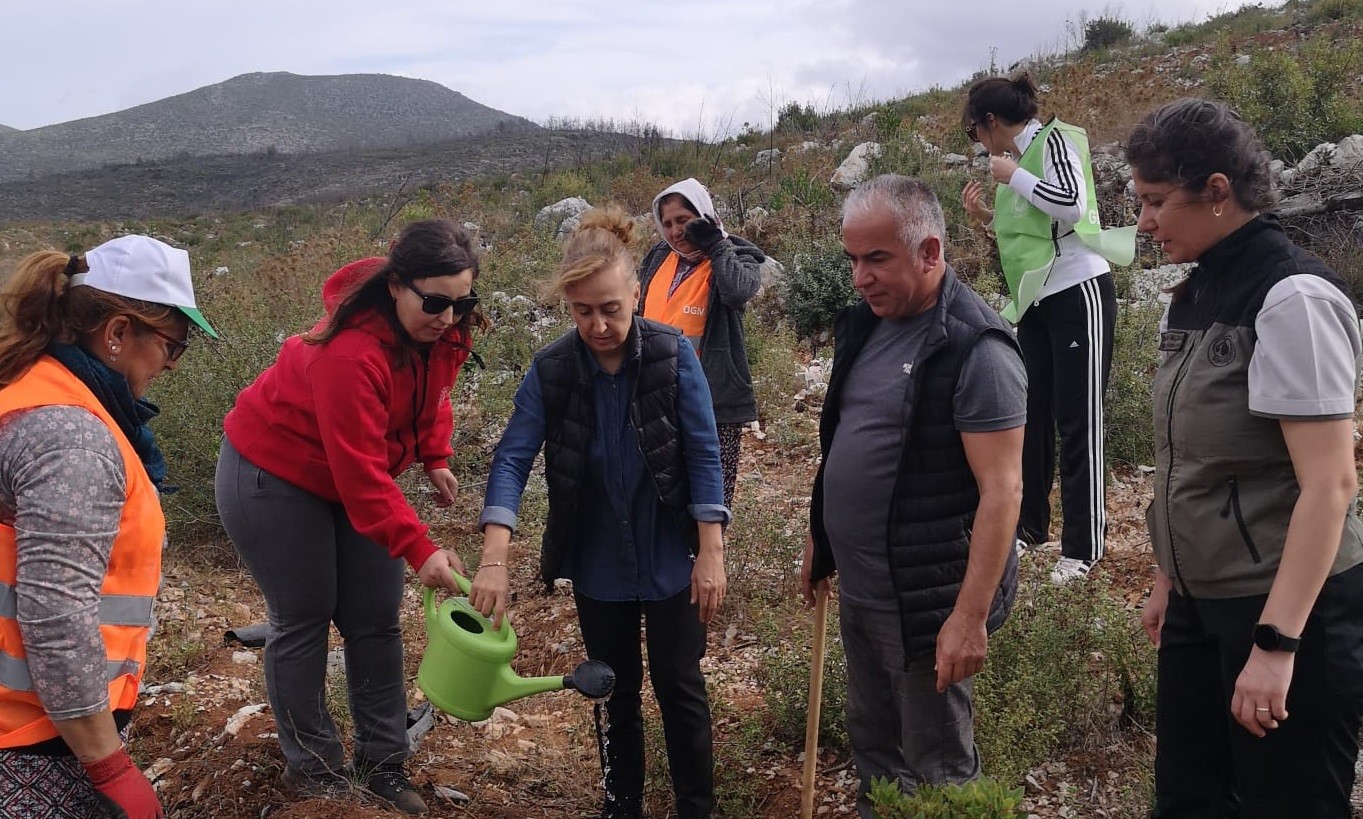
[223,258,472,570]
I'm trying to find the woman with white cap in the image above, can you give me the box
[0,235,216,819]
[638,178,765,509]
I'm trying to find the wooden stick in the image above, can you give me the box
[800,591,829,819]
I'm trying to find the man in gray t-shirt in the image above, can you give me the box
[802,175,1026,818]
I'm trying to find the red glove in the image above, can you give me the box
[82,747,165,819]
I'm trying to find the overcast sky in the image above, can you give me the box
[3,0,1267,135]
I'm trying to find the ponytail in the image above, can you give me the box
[962,70,1041,130]
[552,205,638,298]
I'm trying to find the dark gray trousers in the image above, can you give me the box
[840,602,980,819]
[215,438,409,776]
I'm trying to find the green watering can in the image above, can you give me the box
[417,573,615,722]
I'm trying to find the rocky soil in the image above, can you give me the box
[135,428,1175,819]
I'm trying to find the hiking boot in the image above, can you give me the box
[281,766,353,798]
[1050,556,1094,585]
[361,765,428,815]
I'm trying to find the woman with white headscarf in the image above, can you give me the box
[638,178,765,508]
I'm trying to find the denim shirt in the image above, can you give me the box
[480,334,729,601]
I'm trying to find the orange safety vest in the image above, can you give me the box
[0,356,163,748]
[642,253,712,352]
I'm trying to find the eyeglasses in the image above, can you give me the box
[965,121,980,143]
[406,281,480,317]
[147,326,190,362]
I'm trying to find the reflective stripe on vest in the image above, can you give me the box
[643,253,711,350]
[0,652,141,693]
[0,356,164,749]
[0,581,154,624]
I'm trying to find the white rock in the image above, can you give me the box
[753,148,782,168]
[830,142,883,191]
[1295,142,1337,176]
[231,650,257,665]
[535,197,593,237]
[1329,134,1363,176]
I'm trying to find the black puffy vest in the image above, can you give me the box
[810,270,1020,658]
[535,318,693,591]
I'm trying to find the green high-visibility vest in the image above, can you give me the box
[994,118,1135,322]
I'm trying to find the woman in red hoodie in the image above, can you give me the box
[215,219,482,815]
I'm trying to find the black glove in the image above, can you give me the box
[683,215,724,254]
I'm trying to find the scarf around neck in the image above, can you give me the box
[46,343,169,491]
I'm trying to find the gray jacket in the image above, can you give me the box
[637,236,764,424]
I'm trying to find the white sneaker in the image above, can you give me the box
[1050,557,1093,585]
[1014,538,1028,556]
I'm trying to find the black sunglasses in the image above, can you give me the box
[406,281,479,317]
[147,326,190,362]
[965,121,980,143]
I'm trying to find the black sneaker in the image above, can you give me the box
[361,765,428,815]
[281,766,353,798]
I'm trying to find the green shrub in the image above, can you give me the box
[1205,39,1363,161]
[780,239,857,344]
[1303,0,1363,24]
[974,561,1156,783]
[776,102,821,134]
[1106,298,1162,466]
[868,775,1026,819]
[1083,16,1134,52]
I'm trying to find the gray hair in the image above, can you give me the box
[841,175,946,253]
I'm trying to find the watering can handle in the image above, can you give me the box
[422,572,474,621]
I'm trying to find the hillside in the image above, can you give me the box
[0,128,648,223]
[0,71,533,183]
[0,124,15,133]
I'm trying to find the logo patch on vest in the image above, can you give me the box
[1207,334,1237,367]
[1158,331,1187,352]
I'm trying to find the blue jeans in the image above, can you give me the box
[215,438,409,776]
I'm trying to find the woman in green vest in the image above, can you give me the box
[960,72,1134,584]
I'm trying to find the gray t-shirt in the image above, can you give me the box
[822,314,1027,610]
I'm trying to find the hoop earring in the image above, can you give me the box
[1212,203,1224,218]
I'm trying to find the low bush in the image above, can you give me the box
[868,775,1026,819]
[780,239,857,345]
[1083,16,1135,52]
[974,560,1156,784]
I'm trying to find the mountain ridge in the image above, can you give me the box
[0,71,533,182]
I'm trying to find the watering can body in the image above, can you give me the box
[418,574,567,722]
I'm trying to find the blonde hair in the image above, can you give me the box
[551,205,638,298]
[0,250,177,387]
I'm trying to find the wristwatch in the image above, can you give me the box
[1253,623,1301,653]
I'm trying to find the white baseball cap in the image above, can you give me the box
[75,235,219,338]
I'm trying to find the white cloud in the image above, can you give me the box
[0,0,1277,132]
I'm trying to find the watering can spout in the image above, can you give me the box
[491,663,567,705]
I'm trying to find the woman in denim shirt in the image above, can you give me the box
[471,206,728,819]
